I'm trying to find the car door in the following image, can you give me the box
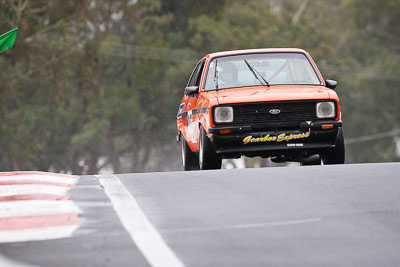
[183,59,206,150]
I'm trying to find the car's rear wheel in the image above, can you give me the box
[322,128,345,164]
[300,154,322,166]
[181,135,199,171]
[199,126,222,170]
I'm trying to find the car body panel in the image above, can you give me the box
[210,86,332,104]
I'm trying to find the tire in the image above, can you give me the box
[322,128,345,165]
[199,127,222,170]
[300,154,322,166]
[181,136,200,171]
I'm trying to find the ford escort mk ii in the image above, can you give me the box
[177,48,344,170]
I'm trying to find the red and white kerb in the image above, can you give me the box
[0,171,80,243]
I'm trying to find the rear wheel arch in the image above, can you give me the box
[181,129,196,153]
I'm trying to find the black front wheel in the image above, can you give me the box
[181,136,200,171]
[322,128,345,165]
[199,127,222,170]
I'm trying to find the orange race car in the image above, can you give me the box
[176,48,344,170]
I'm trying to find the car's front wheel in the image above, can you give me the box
[300,154,322,166]
[199,126,222,170]
[322,128,345,164]
[182,136,200,171]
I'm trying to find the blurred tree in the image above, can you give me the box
[0,0,111,172]
[0,0,399,173]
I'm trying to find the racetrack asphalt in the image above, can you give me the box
[1,162,400,267]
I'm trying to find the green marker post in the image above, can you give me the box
[0,28,18,53]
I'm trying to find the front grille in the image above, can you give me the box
[218,100,323,125]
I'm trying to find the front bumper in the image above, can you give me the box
[208,120,342,158]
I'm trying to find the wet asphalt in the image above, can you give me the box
[1,162,400,267]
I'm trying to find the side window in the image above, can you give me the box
[188,60,206,87]
[177,103,185,119]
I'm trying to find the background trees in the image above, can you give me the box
[0,0,399,173]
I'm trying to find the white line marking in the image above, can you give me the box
[0,200,81,218]
[0,225,79,243]
[0,171,76,178]
[159,217,322,233]
[0,255,39,267]
[0,175,76,184]
[97,175,185,267]
[0,185,69,197]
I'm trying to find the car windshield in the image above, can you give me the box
[204,53,321,91]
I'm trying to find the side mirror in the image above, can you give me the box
[185,86,199,96]
[325,79,338,90]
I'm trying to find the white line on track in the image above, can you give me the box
[0,200,80,218]
[0,255,39,267]
[0,225,79,243]
[0,175,77,185]
[159,217,322,233]
[97,174,185,267]
[0,185,69,197]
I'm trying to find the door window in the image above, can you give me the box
[187,60,206,87]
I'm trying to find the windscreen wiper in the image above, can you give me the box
[244,59,270,87]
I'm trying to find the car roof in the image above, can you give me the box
[205,48,308,60]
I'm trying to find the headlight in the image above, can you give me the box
[316,102,336,118]
[214,106,233,123]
